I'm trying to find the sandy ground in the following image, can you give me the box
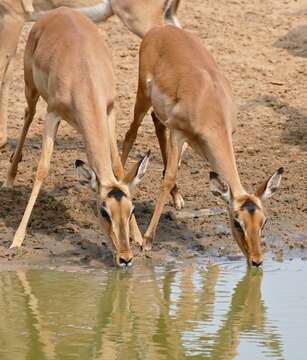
[0,0,306,269]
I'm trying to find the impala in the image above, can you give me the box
[0,0,181,147]
[3,7,150,267]
[121,26,284,267]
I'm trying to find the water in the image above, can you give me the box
[0,259,306,360]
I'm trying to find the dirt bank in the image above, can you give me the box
[0,0,306,269]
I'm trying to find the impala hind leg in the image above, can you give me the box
[121,89,150,166]
[0,16,24,147]
[143,130,184,251]
[152,112,184,210]
[10,113,60,248]
[165,0,182,27]
[112,1,164,38]
[4,90,39,188]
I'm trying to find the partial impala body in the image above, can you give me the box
[3,7,150,266]
[0,0,181,148]
[122,26,284,267]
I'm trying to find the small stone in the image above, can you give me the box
[215,224,230,235]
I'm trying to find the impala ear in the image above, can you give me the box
[209,171,232,205]
[255,167,284,201]
[123,151,150,191]
[75,160,98,191]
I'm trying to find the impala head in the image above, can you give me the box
[75,152,150,267]
[209,167,284,267]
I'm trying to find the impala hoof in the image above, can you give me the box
[10,232,25,249]
[174,194,185,210]
[172,192,185,210]
[9,243,21,249]
[2,179,14,189]
[142,237,153,252]
[3,246,23,260]
[130,232,143,247]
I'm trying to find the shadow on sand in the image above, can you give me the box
[274,25,307,58]
[241,95,307,151]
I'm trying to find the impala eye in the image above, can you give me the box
[234,220,244,233]
[100,206,111,222]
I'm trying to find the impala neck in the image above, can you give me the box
[76,108,117,186]
[200,131,246,197]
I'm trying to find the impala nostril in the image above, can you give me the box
[119,256,133,267]
[252,260,263,267]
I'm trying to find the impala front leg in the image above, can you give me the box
[4,91,39,188]
[165,0,182,28]
[0,15,24,147]
[143,130,184,251]
[10,113,60,248]
[121,88,150,166]
[21,0,34,14]
[152,111,184,210]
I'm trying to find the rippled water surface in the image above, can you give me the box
[0,259,306,360]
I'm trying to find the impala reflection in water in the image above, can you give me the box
[0,260,306,360]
